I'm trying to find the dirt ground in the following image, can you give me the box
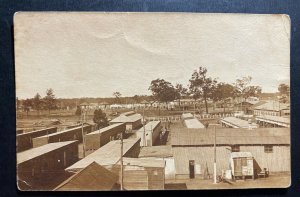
[165,174,290,190]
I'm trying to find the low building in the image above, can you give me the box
[54,162,119,191]
[17,127,57,152]
[136,121,162,146]
[110,113,142,131]
[85,123,126,152]
[256,115,290,128]
[253,101,290,117]
[139,145,175,180]
[32,125,92,148]
[116,157,165,190]
[171,126,290,179]
[65,138,141,173]
[221,117,258,129]
[17,141,79,190]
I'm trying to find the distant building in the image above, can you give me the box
[17,127,57,152]
[17,141,79,190]
[32,125,92,148]
[110,113,142,131]
[221,117,258,129]
[85,123,126,152]
[170,124,290,179]
[253,101,290,116]
[136,121,162,147]
[54,162,119,191]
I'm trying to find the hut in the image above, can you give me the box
[17,141,79,190]
[84,123,126,152]
[110,113,142,131]
[229,152,254,180]
[17,127,57,152]
[136,121,162,146]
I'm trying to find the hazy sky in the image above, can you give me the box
[15,12,290,99]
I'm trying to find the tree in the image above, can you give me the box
[75,106,81,116]
[23,98,32,116]
[32,93,42,115]
[93,109,109,129]
[278,84,290,96]
[212,83,235,112]
[148,79,176,107]
[44,88,56,114]
[113,92,122,104]
[175,83,188,107]
[189,67,217,114]
[233,76,262,100]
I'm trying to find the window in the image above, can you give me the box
[231,145,240,152]
[264,145,273,153]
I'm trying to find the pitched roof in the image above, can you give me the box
[54,162,118,191]
[139,145,173,158]
[181,113,194,120]
[87,123,125,135]
[34,125,90,139]
[184,118,205,129]
[137,121,161,133]
[256,115,290,125]
[254,101,289,111]
[110,114,142,123]
[17,141,78,164]
[221,117,257,128]
[120,157,165,168]
[171,127,290,146]
[65,138,141,172]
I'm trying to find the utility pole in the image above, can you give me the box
[81,108,86,158]
[143,107,146,146]
[213,125,217,184]
[120,131,124,190]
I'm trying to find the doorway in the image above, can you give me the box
[189,160,195,179]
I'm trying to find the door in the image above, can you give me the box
[189,160,195,179]
[233,158,243,176]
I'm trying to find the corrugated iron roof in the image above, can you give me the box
[221,117,257,128]
[254,101,289,111]
[137,121,160,133]
[54,162,118,191]
[17,141,78,164]
[110,114,142,123]
[87,123,125,135]
[139,145,173,158]
[256,115,290,124]
[65,138,141,172]
[184,118,205,129]
[171,127,290,146]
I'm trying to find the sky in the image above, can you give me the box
[14,12,290,99]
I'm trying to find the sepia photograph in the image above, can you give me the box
[14,12,290,191]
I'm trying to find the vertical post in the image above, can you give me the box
[81,108,86,158]
[213,125,217,184]
[120,131,124,191]
[143,107,146,147]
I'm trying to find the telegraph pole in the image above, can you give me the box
[81,108,86,158]
[143,107,146,146]
[120,130,124,190]
[213,125,217,184]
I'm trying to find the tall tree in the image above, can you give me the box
[93,109,109,129]
[189,67,217,113]
[44,88,56,114]
[148,79,176,107]
[175,83,188,107]
[32,93,42,115]
[212,83,235,112]
[278,84,290,96]
[113,92,122,104]
[234,76,262,100]
[23,98,32,116]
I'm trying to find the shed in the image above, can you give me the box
[230,152,254,180]
[110,113,142,131]
[136,121,161,146]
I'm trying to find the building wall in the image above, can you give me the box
[85,123,126,151]
[18,141,79,188]
[254,110,280,116]
[172,145,290,179]
[32,125,92,148]
[17,127,57,152]
[137,123,161,147]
